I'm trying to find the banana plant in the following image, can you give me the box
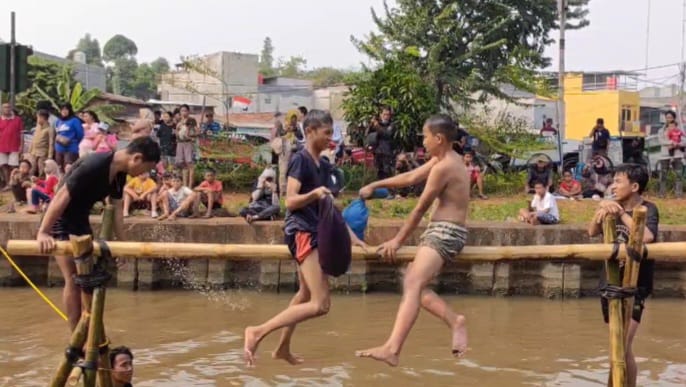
[36,79,122,124]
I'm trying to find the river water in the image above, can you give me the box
[0,289,684,387]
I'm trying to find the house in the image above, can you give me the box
[89,93,150,139]
[639,85,681,134]
[256,76,313,112]
[226,112,277,140]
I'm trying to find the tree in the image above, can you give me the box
[103,35,139,95]
[278,56,307,78]
[149,57,170,75]
[67,33,103,66]
[342,59,439,150]
[130,63,158,101]
[302,67,352,88]
[259,37,275,77]
[15,57,74,123]
[352,0,590,110]
[102,34,138,62]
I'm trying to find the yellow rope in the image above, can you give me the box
[0,245,68,321]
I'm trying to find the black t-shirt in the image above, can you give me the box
[592,128,610,150]
[529,167,551,186]
[283,150,333,235]
[157,122,176,156]
[52,153,127,236]
[599,200,659,297]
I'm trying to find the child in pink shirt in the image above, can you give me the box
[666,121,685,156]
[93,122,118,153]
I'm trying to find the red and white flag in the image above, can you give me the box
[232,96,252,108]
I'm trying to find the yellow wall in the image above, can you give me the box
[545,73,641,140]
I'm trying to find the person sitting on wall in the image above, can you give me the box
[525,158,552,194]
[110,346,134,387]
[123,171,157,217]
[151,172,173,219]
[557,170,582,199]
[25,159,61,214]
[6,159,32,213]
[191,168,223,218]
[518,181,560,225]
[239,167,281,223]
[159,174,196,221]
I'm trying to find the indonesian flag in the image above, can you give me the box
[232,96,252,108]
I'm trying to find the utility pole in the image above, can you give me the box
[556,0,566,170]
[9,11,16,106]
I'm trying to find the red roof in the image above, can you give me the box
[227,112,277,128]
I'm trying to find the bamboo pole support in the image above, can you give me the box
[622,207,647,340]
[7,240,686,262]
[603,217,625,387]
[50,315,89,387]
[96,205,114,387]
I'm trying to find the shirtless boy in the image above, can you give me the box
[243,110,366,367]
[356,114,470,367]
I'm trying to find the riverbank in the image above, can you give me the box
[1,214,685,297]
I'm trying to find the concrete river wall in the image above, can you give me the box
[1,214,685,298]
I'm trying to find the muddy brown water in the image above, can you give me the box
[0,289,685,386]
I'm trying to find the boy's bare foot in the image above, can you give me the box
[355,345,399,367]
[272,347,304,365]
[157,214,168,221]
[167,214,176,221]
[202,213,212,219]
[243,326,261,367]
[451,315,468,357]
[478,194,488,200]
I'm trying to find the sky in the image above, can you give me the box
[0,0,683,86]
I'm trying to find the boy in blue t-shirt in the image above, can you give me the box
[243,110,366,366]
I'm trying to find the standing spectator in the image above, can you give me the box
[175,105,198,187]
[296,106,308,149]
[0,102,24,190]
[54,103,84,172]
[93,123,118,153]
[26,159,60,214]
[518,181,560,225]
[278,110,300,194]
[589,118,610,157]
[239,167,280,223]
[192,169,222,218]
[558,170,582,199]
[156,111,176,169]
[123,171,157,217]
[540,118,558,137]
[78,110,100,157]
[368,106,396,182]
[158,174,195,221]
[6,159,32,213]
[270,120,284,166]
[28,109,55,177]
[463,151,487,199]
[131,108,154,139]
[201,112,222,136]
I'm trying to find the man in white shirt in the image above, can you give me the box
[518,181,560,225]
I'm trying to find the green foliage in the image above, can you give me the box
[342,59,439,150]
[304,67,352,88]
[461,112,553,161]
[149,57,170,75]
[103,35,138,61]
[353,0,589,109]
[67,33,103,66]
[340,164,377,192]
[259,37,276,77]
[130,63,158,101]
[278,56,307,78]
[15,57,73,123]
[193,160,264,190]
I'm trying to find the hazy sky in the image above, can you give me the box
[0,0,683,84]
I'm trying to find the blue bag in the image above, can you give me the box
[372,188,390,199]
[342,199,369,241]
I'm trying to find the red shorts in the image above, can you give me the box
[285,231,317,264]
[470,170,480,184]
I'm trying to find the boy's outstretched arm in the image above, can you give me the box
[377,165,447,260]
[359,157,438,198]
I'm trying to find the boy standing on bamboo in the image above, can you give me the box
[36,137,161,330]
[587,164,658,387]
[355,115,470,367]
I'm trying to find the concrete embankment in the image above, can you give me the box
[1,214,685,297]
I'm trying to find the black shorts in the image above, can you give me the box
[51,218,91,242]
[600,259,655,324]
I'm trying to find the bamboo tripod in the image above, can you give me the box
[52,206,115,387]
[603,207,647,387]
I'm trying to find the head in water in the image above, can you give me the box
[110,346,134,386]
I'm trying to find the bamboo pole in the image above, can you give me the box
[50,315,90,387]
[7,240,686,262]
[96,205,114,387]
[623,207,647,340]
[603,217,626,387]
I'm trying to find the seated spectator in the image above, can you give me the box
[525,158,552,194]
[123,171,157,217]
[109,346,134,387]
[239,167,280,223]
[557,170,582,199]
[581,157,613,199]
[159,174,195,220]
[518,181,560,225]
[93,122,118,154]
[192,169,223,218]
[151,172,173,218]
[463,151,487,199]
[394,152,423,198]
[539,118,558,137]
[6,159,33,213]
[26,160,60,214]
[666,121,685,156]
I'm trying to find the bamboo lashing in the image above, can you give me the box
[7,240,686,262]
[603,217,625,387]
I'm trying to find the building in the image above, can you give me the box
[256,76,313,112]
[556,71,641,140]
[158,52,259,119]
[639,85,681,134]
[33,51,106,91]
